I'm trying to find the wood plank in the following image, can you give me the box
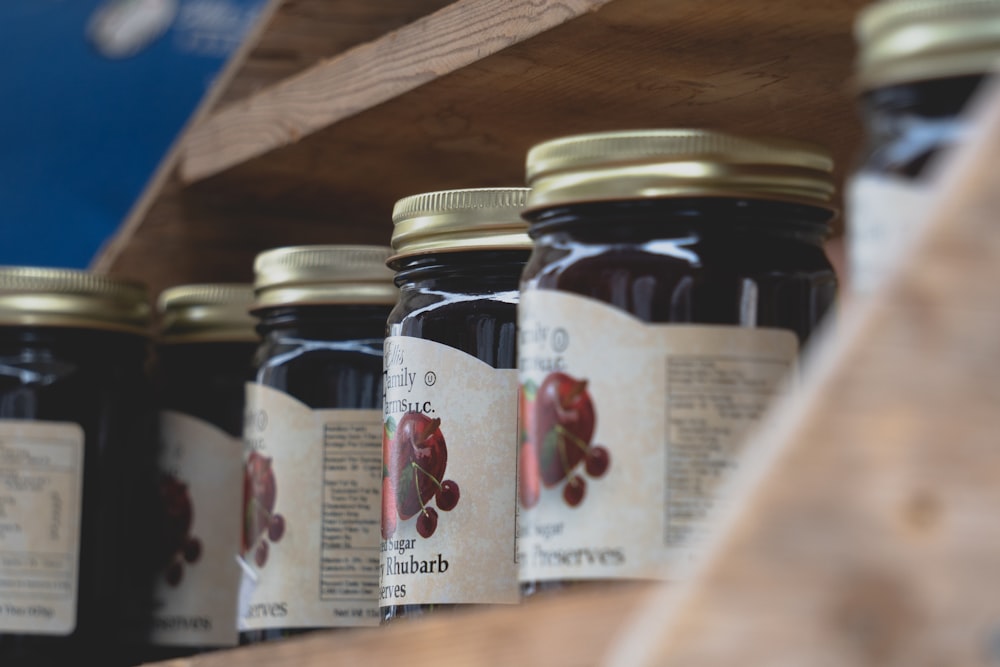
[100,0,865,288]
[98,178,385,299]
[180,0,615,182]
[141,583,653,667]
[179,0,864,233]
[217,0,456,105]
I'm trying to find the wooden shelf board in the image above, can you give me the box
[98,0,865,299]
[216,0,461,106]
[180,0,617,181]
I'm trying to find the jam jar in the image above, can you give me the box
[515,129,838,595]
[0,267,153,667]
[380,188,532,622]
[144,284,257,658]
[239,246,396,643]
[848,0,1000,295]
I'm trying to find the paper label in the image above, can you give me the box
[517,290,797,582]
[0,420,84,635]
[149,410,242,646]
[238,384,381,629]
[846,172,933,295]
[380,337,519,607]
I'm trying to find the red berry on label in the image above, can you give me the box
[416,507,438,538]
[165,561,183,587]
[519,441,541,509]
[436,480,459,511]
[255,540,269,567]
[381,477,397,540]
[585,446,610,478]
[268,514,286,542]
[183,537,202,564]
[563,475,586,507]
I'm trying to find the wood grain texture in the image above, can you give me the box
[100,0,864,289]
[216,0,456,105]
[181,0,616,181]
[99,176,384,300]
[140,583,654,667]
[181,0,864,232]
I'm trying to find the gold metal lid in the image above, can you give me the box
[252,245,398,310]
[388,188,532,265]
[0,266,150,335]
[158,283,257,343]
[524,129,836,212]
[856,0,1000,90]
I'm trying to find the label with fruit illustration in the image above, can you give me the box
[517,290,798,582]
[0,419,84,635]
[150,410,242,647]
[380,337,519,607]
[239,384,382,629]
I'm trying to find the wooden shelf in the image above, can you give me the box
[94,0,865,298]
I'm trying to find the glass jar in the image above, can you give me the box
[0,267,152,667]
[516,129,837,595]
[380,188,532,623]
[848,0,1000,295]
[142,284,257,659]
[239,246,396,644]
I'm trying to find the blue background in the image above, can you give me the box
[0,0,265,268]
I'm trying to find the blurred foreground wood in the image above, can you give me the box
[146,61,1000,667]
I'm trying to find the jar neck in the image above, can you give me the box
[0,326,149,359]
[391,250,531,294]
[858,74,984,177]
[253,304,393,340]
[524,198,832,245]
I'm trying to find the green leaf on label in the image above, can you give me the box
[385,415,396,438]
[396,463,415,506]
[523,380,538,402]
[540,428,560,477]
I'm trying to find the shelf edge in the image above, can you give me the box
[178,0,615,183]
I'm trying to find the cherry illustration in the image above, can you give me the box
[243,452,284,568]
[416,507,438,538]
[268,514,285,542]
[525,373,613,508]
[392,413,447,520]
[533,373,595,488]
[385,412,459,539]
[242,452,276,552]
[183,537,202,564]
[255,540,269,567]
[436,480,460,511]
[156,474,203,586]
[585,446,610,478]
[381,476,397,540]
[165,561,183,587]
[563,475,586,507]
[157,476,192,567]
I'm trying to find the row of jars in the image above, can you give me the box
[2,0,996,662]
